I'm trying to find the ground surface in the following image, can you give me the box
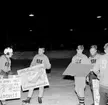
[5,59,93,105]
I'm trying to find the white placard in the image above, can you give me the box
[17,64,49,91]
[0,75,21,100]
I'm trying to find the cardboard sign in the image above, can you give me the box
[0,75,21,100]
[17,64,49,91]
[63,63,93,77]
[92,79,100,105]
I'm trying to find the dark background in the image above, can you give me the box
[1,2,108,51]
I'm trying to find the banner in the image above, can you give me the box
[63,63,93,77]
[17,64,49,91]
[92,79,100,105]
[0,75,21,100]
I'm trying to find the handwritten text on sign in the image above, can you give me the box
[17,64,49,91]
[0,75,21,100]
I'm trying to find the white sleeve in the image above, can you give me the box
[44,56,51,69]
[30,55,37,67]
[71,56,76,63]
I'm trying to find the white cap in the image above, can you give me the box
[4,47,13,54]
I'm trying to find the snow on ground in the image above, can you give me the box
[0,50,96,105]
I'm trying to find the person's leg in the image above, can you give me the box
[89,72,98,105]
[28,88,34,98]
[74,77,85,105]
[99,86,107,105]
[89,82,94,105]
[22,88,34,103]
[78,97,85,105]
[38,86,44,104]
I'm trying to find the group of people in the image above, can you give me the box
[0,47,51,105]
[71,45,99,105]
[72,43,108,105]
[0,43,108,105]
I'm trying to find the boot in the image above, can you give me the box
[0,100,6,105]
[38,97,42,104]
[78,103,85,105]
[78,104,85,105]
[0,100,3,105]
[22,97,31,104]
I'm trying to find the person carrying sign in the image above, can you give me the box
[72,45,90,105]
[0,47,13,105]
[22,47,51,104]
[86,45,101,105]
[91,43,108,105]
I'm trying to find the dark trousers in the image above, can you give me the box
[99,86,108,105]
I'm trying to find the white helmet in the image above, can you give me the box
[4,47,13,55]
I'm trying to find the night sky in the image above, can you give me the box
[1,3,108,51]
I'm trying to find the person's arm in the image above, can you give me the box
[84,55,91,64]
[71,56,76,63]
[0,56,8,72]
[7,59,11,72]
[44,55,51,69]
[0,56,5,71]
[30,55,37,67]
[88,56,92,64]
